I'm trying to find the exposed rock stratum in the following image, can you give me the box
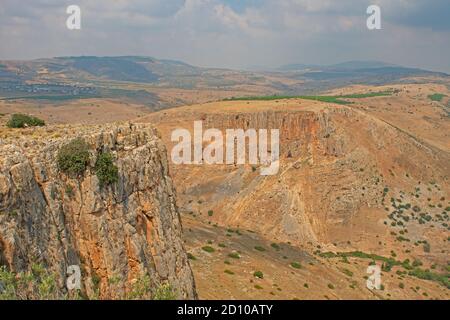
[0,123,196,299]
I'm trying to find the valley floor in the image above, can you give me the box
[182,214,449,300]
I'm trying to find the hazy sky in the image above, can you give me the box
[1,0,449,72]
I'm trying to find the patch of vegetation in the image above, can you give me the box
[253,271,264,279]
[270,243,281,251]
[340,268,354,277]
[339,91,394,99]
[224,95,349,105]
[202,246,215,253]
[254,246,266,252]
[126,273,151,300]
[428,93,446,102]
[0,264,61,300]
[207,210,214,217]
[95,152,119,187]
[57,138,90,177]
[290,262,302,269]
[254,285,263,290]
[7,113,45,128]
[224,270,235,275]
[327,283,335,290]
[0,264,177,300]
[228,252,240,259]
[319,250,449,289]
[223,91,394,105]
[408,268,450,289]
[152,283,177,300]
[127,275,177,300]
[187,253,196,260]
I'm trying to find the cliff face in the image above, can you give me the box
[144,101,450,250]
[0,124,196,299]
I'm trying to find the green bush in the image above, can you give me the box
[341,268,354,277]
[228,252,240,259]
[57,138,90,177]
[428,93,446,102]
[126,275,177,300]
[187,253,197,260]
[290,262,302,269]
[7,113,45,128]
[0,264,61,300]
[95,152,119,187]
[253,271,264,279]
[153,283,177,300]
[202,246,215,253]
[270,243,281,251]
[254,246,266,252]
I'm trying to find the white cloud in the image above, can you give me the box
[0,0,449,72]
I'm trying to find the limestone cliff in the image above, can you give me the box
[144,101,450,251]
[0,123,196,299]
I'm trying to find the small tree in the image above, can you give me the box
[57,138,90,177]
[95,152,119,187]
[7,113,45,128]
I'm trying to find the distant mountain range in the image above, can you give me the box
[278,60,397,71]
[277,60,449,81]
[0,56,203,84]
[0,56,448,105]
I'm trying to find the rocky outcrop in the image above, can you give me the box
[0,123,196,299]
[146,103,450,248]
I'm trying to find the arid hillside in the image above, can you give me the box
[141,83,450,299]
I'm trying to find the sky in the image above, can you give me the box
[0,0,449,72]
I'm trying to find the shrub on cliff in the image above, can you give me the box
[7,113,45,128]
[126,274,176,300]
[57,138,90,177]
[153,283,177,300]
[0,266,179,300]
[95,152,119,187]
[0,264,61,300]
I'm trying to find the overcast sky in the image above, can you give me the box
[0,0,449,72]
